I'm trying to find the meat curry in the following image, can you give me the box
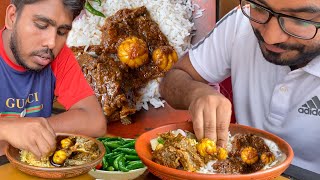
[73,6,178,124]
[20,136,100,167]
[152,131,277,174]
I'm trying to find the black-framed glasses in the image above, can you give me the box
[240,0,320,40]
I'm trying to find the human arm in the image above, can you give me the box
[47,95,106,137]
[50,45,107,137]
[160,54,232,147]
[160,8,243,146]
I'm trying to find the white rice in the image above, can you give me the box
[67,0,196,56]
[20,150,53,167]
[67,0,201,111]
[135,78,166,111]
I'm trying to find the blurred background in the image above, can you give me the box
[0,0,10,26]
[0,0,239,27]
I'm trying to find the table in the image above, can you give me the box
[0,163,291,180]
[0,105,188,180]
[2,104,320,179]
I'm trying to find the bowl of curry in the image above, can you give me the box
[5,133,105,179]
[135,121,294,180]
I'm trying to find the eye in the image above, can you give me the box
[297,21,309,26]
[290,19,312,27]
[57,28,69,36]
[34,22,48,29]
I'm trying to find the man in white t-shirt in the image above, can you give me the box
[160,0,320,174]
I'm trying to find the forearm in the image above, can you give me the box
[0,118,14,141]
[48,109,106,137]
[160,69,218,110]
[0,120,10,155]
[48,96,107,137]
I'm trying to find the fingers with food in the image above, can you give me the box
[21,136,100,167]
[1,117,56,159]
[188,90,232,147]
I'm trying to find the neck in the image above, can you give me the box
[2,29,19,66]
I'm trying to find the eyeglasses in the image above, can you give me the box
[239,0,320,40]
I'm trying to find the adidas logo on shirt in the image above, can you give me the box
[298,96,320,116]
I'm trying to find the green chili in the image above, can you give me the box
[85,1,105,18]
[103,151,121,159]
[97,137,108,141]
[103,141,123,149]
[96,137,138,172]
[101,137,124,142]
[127,160,142,165]
[118,157,130,172]
[126,162,145,170]
[107,166,115,171]
[114,148,138,155]
[124,139,135,143]
[124,154,140,161]
[104,145,111,154]
[113,154,124,170]
[102,156,108,170]
[107,153,122,165]
[115,141,135,149]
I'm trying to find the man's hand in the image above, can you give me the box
[160,54,232,148]
[1,118,56,159]
[189,90,232,147]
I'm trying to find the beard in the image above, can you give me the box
[253,28,320,67]
[10,28,54,72]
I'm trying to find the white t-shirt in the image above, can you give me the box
[189,8,320,174]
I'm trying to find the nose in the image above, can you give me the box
[42,28,57,49]
[260,17,290,44]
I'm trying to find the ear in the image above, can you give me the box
[5,4,18,30]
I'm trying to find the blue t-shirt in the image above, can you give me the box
[0,56,55,118]
[0,28,94,118]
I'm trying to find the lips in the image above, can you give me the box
[33,55,52,66]
[263,43,287,53]
[38,52,53,60]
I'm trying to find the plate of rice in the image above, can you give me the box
[5,133,105,179]
[135,121,294,180]
[67,0,209,124]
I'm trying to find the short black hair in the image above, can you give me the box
[11,0,85,19]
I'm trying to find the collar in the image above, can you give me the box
[0,27,27,72]
[302,56,320,78]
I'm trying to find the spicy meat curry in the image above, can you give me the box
[74,6,178,124]
[152,131,277,174]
